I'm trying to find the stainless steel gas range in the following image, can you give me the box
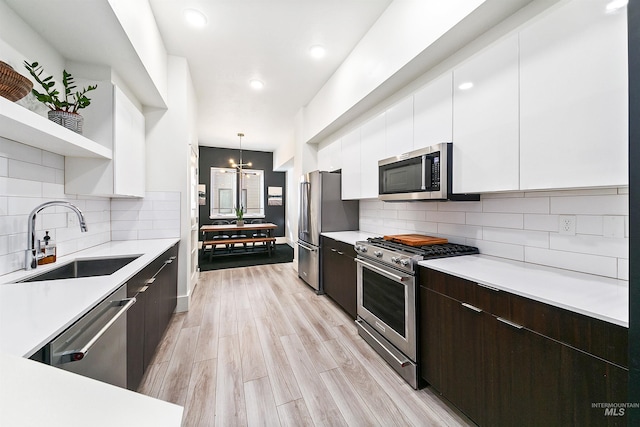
[354,237,479,389]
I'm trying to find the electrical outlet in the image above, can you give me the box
[558,215,576,235]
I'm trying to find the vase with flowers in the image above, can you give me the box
[234,206,245,226]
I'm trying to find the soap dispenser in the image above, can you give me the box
[38,231,56,265]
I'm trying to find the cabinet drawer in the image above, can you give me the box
[508,293,627,368]
[420,267,510,318]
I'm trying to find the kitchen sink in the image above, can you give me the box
[18,255,141,283]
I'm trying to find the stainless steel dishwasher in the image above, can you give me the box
[46,283,135,388]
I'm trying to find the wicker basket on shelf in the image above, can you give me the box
[0,61,33,102]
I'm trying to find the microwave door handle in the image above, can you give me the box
[421,155,427,190]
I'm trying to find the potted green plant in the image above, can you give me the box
[234,206,245,226]
[23,61,97,134]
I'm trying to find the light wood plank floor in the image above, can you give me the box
[138,263,475,427]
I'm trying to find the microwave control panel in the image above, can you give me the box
[430,153,441,190]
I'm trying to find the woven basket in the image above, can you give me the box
[0,61,33,102]
[48,110,84,134]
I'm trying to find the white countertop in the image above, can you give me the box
[321,230,380,246]
[0,352,183,426]
[0,238,179,358]
[419,255,628,327]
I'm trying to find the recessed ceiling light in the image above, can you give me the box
[458,82,474,90]
[605,0,628,13]
[309,45,326,59]
[250,79,264,90]
[183,9,208,27]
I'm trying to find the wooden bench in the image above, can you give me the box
[203,237,276,260]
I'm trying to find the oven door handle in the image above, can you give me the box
[355,258,410,282]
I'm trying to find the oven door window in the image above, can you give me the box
[362,268,406,337]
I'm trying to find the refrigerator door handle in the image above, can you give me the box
[300,181,310,234]
[297,240,318,252]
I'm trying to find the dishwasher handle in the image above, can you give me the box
[60,297,136,364]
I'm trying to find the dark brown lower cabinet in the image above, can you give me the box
[321,236,357,319]
[420,267,628,427]
[127,243,179,390]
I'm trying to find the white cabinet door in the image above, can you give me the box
[519,0,628,190]
[340,128,361,200]
[318,137,341,172]
[452,33,519,193]
[384,96,414,157]
[113,86,145,197]
[65,84,145,197]
[360,112,386,199]
[413,73,453,150]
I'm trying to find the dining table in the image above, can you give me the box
[200,222,278,258]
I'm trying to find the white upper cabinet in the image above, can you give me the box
[519,0,628,190]
[384,96,414,157]
[452,33,520,193]
[340,127,361,200]
[318,137,342,172]
[360,112,386,199]
[66,85,146,197]
[413,73,453,150]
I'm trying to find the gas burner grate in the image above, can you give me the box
[367,237,479,259]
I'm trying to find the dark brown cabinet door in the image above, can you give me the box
[419,267,628,427]
[421,287,487,425]
[127,244,179,390]
[321,237,357,319]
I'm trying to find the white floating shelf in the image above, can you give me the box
[0,96,112,159]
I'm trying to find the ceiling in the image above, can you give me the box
[148,0,393,151]
[5,0,392,152]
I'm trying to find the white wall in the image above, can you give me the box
[360,188,629,280]
[0,138,111,276]
[145,56,197,312]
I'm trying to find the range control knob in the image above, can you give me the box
[400,258,410,266]
[391,256,400,264]
[358,245,367,253]
[374,251,383,258]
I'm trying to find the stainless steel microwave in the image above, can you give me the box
[378,142,479,201]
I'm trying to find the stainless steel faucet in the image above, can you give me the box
[25,201,88,270]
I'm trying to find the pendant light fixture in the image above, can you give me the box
[229,132,252,170]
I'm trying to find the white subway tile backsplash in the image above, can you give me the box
[0,197,7,215]
[0,157,7,177]
[398,210,426,221]
[482,227,549,248]
[550,234,628,259]
[42,182,67,198]
[438,200,482,212]
[576,215,603,235]
[139,210,180,221]
[360,188,628,279]
[437,223,482,239]
[469,239,525,261]
[0,177,42,197]
[426,210,465,224]
[41,151,64,169]
[145,191,180,201]
[111,210,140,221]
[550,195,628,215]
[467,212,523,229]
[0,139,42,164]
[483,196,549,214]
[618,259,629,280]
[153,200,181,211]
[525,247,618,278]
[111,230,139,241]
[110,199,152,211]
[138,229,180,239]
[8,159,57,183]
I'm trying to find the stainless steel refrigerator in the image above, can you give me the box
[297,171,359,293]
